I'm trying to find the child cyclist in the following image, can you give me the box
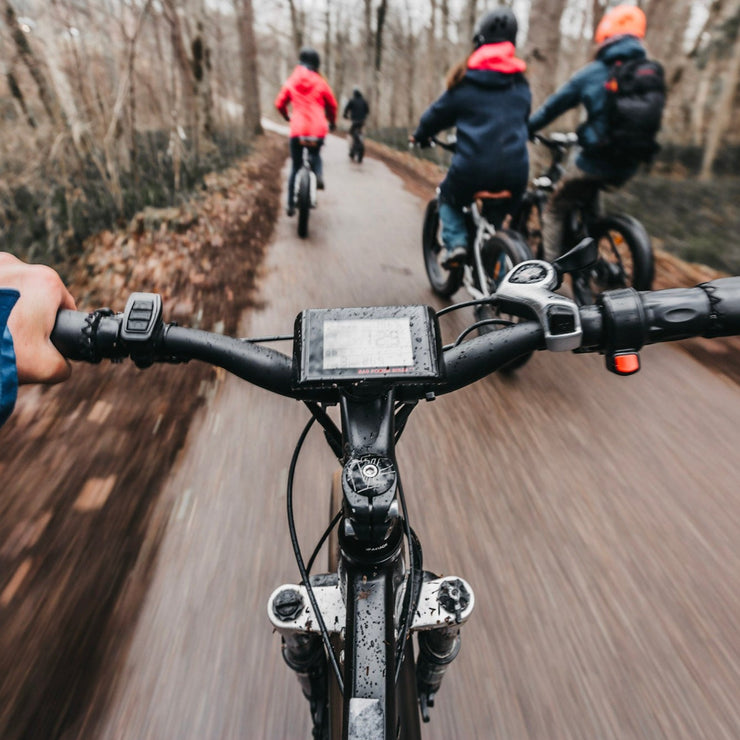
[410,7,531,268]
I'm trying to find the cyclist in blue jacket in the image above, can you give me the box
[0,253,75,427]
[528,4,651,260]
[410,7,530,268]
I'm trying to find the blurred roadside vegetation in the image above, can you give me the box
[0,128,250,269]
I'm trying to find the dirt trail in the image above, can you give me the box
[94,135,740,739]
[0,131,738,740]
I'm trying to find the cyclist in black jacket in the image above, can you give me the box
[343,87,369,128]
[410,7,530,268]
[343,87,369,162]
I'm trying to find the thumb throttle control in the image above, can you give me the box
[121,292,163,367]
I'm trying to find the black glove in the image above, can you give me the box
[329,121,336,132]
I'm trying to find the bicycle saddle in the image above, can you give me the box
[473,190,512,200]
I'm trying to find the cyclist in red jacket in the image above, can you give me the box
[275,47,338,216]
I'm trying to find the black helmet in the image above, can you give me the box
[298,47,320,72]
[473,7,518,48]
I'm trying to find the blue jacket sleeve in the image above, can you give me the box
[528,64,595,132]
[0,288,20,427]
[413,89,459,142]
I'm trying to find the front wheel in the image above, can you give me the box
[422,198,463,297]
[476,229,534,372]
[573,214,654,305]
[296,169,312,239]
[513,196,544,260]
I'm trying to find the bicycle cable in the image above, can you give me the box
[393,462,423,684]
[449,318,515,349]
[305,509,342,576]
[435,297,497,318]
[287,416,344,694]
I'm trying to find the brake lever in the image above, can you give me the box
[494,261,582,351]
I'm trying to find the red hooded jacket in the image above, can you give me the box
[274,66,338,138]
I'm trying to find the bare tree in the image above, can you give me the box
[286,0,305,52]
[524,0,569,107]
[1,0,66,127]
[700,6,740,179]
[235,0,262,139]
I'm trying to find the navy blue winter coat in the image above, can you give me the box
[413,42,531,207]
[528,35,647,181]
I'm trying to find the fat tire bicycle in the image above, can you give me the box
[51,258,740,739]
[420,136,534,371]
[348,123,365,163]
[512,132,654,305]
[294,137,321,239]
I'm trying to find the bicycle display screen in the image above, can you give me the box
[294,306,443,387]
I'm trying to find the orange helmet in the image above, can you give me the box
[595,5,646,45]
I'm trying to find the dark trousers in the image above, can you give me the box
[288,137,323,206]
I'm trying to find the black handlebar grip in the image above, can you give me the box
[699,277,740,337]
[51,310,94,361]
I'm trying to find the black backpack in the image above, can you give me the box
[602,57,666,163]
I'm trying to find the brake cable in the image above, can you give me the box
[286,416,344,694]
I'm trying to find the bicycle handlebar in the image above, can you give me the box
[51,278,740,402]
[532,132,579,149]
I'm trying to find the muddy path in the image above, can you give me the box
[89,135,740,739]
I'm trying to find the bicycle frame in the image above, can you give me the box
[516,135,607,258]
[268,389,474,739]
[459,201,507,302]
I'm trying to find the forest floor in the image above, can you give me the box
[0,132,284,740]
[0,131,738,739]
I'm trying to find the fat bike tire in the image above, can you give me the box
[573,214,654,305]
[297,170,311,239]
[422,198,463,298]
[476,229,535,373]
[515,198,544,260]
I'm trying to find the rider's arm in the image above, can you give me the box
[274,85,291,122]
[0,288,18,426]
[413,90,458,144]
[528,64,593,133]
[323,83,338,127]
[0,254,76,426]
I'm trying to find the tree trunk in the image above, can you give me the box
[1,0,65,127]
[364,0,374,97]
[162,0,215,168]
[700,13,740,179]
[287,0,304,53]
[235,0,262,140]
[524,0,569,107]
